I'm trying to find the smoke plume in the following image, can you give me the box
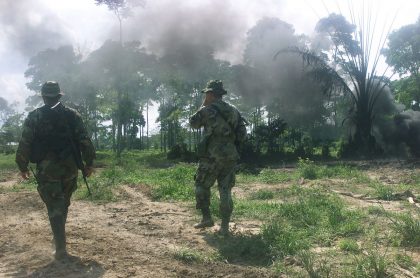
[0,0,71,58]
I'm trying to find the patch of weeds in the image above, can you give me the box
[372,183,395,201]
[352,247,389,278]
[395,253,414,270]
[367,206,386,216]
[297,158,366,181]
[173,247,208,264]
[98,162,196,201]
[75,167,121,202]
[0,154,16,171]
[237,168,292,184]
[389,212,420,247]
[148,165,195,201]
[262,220,311,258]
[298,250,332,278]
[0,178,37,193]
[297,158,317,179]
[338,210,365,236]
[258,169,292,183]
[272,260,287,274]
[233,199,282,220]
[338,239,360,253]
[403,172,420,188]
[210,234,272,266]
[262,188,365,258]
[249,189,275,200]
[319,164,364,180]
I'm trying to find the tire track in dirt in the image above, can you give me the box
[0,185,274,278]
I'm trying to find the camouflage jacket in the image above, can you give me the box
[16,103,96,181]
[190,100,246,161]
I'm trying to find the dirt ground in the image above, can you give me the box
[0,180,275,278]
[1,161,419,278]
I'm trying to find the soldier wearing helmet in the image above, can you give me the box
[16,81,96,260]
[190,80,247,235]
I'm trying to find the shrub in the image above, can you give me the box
[297,158,317,179]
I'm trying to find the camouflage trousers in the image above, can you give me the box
[194,158,236,219]
[37,178,77,220]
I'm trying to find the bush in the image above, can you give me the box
[297,158,317,179]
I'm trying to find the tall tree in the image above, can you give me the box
[282,13,394,155]
[0,97,13,123]
[383,17,420,109]
[24,45,81,108]
[95,0,145,44]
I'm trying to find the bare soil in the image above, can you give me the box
[0,180,275,278]
[1,161,419,278]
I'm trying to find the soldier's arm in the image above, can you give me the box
[15,115,35,173]
[73,112,96,168]
[190,107,206,129]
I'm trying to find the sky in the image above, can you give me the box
[0,0,419,115]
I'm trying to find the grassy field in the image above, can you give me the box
[1,151,419,277]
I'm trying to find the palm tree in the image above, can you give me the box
[278,12,395,155]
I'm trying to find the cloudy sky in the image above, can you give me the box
[0,0,419,110]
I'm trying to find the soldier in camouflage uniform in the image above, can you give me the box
[190,80,246,235]
[16,81,96,260]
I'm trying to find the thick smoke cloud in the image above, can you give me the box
[122,0,248,71]
[0,0,71,58]
[372,83,420,156]
[234,17,327,129]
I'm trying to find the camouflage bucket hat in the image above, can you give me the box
[41,81,63,97]
[201,80,227,95]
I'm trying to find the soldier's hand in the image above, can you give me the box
[84,167,94,177]
[20,171,30,180]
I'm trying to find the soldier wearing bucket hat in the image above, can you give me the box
[40,81,64,97]
[201,80,227,95]
[16,81,96,261]
[190,80,247,235]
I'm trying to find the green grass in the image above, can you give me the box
[237,168,292,184]
[298,250,332,278]
[249,189,275,200]
[351,247,389,278]
[395,253,415,270]
[338,239,360,253]
[0,154,16,171]
[389,212,420,247]
[205,234,272,266]
[261,188,365,259]
[296,158,369,182]
[0,177,37,193]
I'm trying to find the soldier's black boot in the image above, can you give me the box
[50,215,68,260]
[194,208,214,229]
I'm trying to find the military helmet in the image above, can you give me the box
[41,81,63,97]
[201,80,227,95]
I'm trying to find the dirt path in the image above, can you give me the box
[0,184,274,278]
